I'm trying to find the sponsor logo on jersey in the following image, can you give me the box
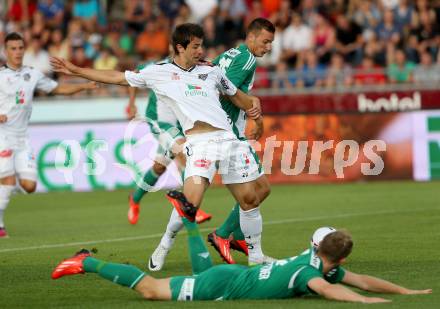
[194,159,212,169]
[15,90,25,104]
[220,78,230,90]
[198,74,208,81]
[23,73,31,81]
[172,72,180,80]
[0,149,13,158]
[185,84,207,97]
[226,48,241,58]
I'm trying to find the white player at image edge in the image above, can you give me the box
[0,32,96,238]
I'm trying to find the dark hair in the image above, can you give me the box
[172,23,204,53]
[247,18,275,35]
[318,230,353,263]
[4,32,24,45]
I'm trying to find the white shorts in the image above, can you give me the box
[0,134,37,181]
[184,131,260,184]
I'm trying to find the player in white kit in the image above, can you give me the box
[51,23,268,266]
[0,33,97,238]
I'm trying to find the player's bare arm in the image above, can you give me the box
[308,277,391,303]
[51,82,98,95]
[228,90,261,119]
[0,115,7,123]
[126,87,138,120]
[50,57,128,86]
[342,271,432,295]
[247,116,264,140]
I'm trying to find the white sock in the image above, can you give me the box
[239,206,264,263]
[159,208,184,249]
[0,185,15,228]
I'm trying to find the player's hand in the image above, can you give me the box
[126,103,138,120]
[0,114,7,123]
[246,96,261,120]
[402,289,432,295]
[50,57,79,75]
[247,116,264,140]
[362,297,391,303]
[84,82,98,90]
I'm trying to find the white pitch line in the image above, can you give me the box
[0,207,437,254]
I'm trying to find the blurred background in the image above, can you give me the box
[1,0,439,191]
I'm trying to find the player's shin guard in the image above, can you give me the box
[132,169,160,203]
[0,185,15,228]
[182,217,213,274]
[83,257,146,289]
[159,208,183,249]
[239,207,264,263]
[215,203,240,238]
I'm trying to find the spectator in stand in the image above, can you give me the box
[37,0,64,29]
[392,0,416,31]
[375,9,401,45]
[325,52,353,88]
[202,15,222,50]
[297,50,326,88]
[159,0,184,20]
[413,50,440,85]
[48,28,70,60]
[353,56,386,85]
[270,0,291,29]
[335,14,363,64]
[66,18,86,49]
[312,13,336,64]
[124,0,152,34]
[281,13,313,66]
[93,47,118,71]
[244,0,269,29]
[173,2,191,26]
[135,18,169,61]
[70,46,93,68]
[351,0,381,33]
[272,60,294,89]
[387,48,416,83]
[411,10,440,57]
[301,0,318,27]
[363,32,387,66]
[7,0,37,27]
[73,0,99,32]
[23,35,51,75]
[30,10,50,46]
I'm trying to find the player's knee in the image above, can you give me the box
[0,176,16,186]
[19,180,36,193]
[258,184,271,202]
[152,162,167,175]
[240,192,259,210]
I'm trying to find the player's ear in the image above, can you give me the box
[339,257,346,265]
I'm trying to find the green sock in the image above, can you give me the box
[83,257,146,289]
[215,203,241,239]
[132,169,160,203]
[232,226,245,241]
[182,217,213,274]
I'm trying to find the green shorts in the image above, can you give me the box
[170,264,247,301]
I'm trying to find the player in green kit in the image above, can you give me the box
[125,56,212,227]
[207,18,275,265]
[52,200,431,303]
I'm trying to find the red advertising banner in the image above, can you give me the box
[260,89,439,114]
[230,113,414,184]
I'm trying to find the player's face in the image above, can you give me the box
[251,29,274,57]
[184,37,204,66]
[5,40,25,67]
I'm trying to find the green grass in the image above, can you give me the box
[1,181,439,308]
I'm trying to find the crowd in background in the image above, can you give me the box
[0,0,439,95]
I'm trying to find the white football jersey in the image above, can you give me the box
[125,61,238,133]
[0,65,58,137]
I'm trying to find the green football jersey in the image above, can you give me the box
[223,247,346,300]
[213,44,257,140]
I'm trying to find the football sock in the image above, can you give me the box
[215,203,240,239]
[239,206,264,263]
[0,185,14,228]
[83,257,146,289]
[182,217,213,274]
[232,226,245,241]
[132,169,160,203]
[159,208,183,249]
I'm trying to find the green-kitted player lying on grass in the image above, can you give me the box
[52,191,432,303]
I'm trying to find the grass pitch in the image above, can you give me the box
[0,181,439,308]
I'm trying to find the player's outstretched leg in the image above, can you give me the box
[0,184,15,238]
[128,163,165,225]
[52,249,146,289]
